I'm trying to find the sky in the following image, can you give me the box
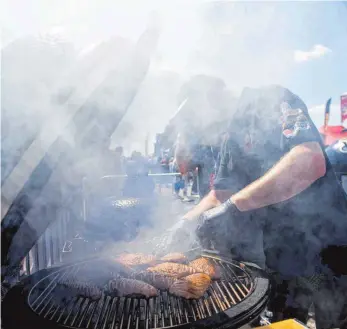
[277,1,347,127]
[2,0,347,154]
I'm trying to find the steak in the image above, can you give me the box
[107,278,158,298]
[115,253,157,267]
[56,276,102,301]
[80,259,133,286]
[160,253,187,263]
[189,258,221,279]
[147,263,196,278]
[169,273,211,299]
[132,271,177,290]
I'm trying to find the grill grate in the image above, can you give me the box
[27,256,254,329]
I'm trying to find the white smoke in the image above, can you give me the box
[2,0,347,283]
[4,1,342,156]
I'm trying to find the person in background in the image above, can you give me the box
[114,146,125,174]
[168,156,179,195]
[174,135,216,198]
[169,85,347,329]
[160,153,170,174]
[123,151,155,198]
[74,136,118,195]
[125,151,144,175]
[174,133,192,199]
[326,138,347,193]
[169,156,175,173]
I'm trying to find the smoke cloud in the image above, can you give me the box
[3,1,341,155]
[2,1,347,305]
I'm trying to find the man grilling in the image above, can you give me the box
[168,85,347,328]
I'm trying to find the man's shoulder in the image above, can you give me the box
[239,85,308,112]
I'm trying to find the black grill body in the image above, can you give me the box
[2,252,271,329]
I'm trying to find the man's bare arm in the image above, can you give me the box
[183,142,325,220]
[231,142,326,211]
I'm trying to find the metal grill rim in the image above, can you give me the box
[27,255,255,329]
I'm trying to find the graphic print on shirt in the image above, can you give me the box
[280,102,310,138]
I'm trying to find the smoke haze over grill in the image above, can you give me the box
[1,0,347,290]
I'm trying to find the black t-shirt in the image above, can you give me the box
[214,85,347,277]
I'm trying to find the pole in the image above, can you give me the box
[196,167,200,198]
[145,132,149,156]
[324,98,332,129]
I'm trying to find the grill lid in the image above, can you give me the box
[1,23,161,279]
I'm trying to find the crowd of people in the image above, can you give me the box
[83,141,217,201]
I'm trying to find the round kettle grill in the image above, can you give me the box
[2,251,271,329]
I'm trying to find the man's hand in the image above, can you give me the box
[196,199,240,251]
[155,218,200,254]
[199,199,238,222]
[156,193,238,254]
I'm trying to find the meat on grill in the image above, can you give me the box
[147,263,196,278]
[160,253,187,263]
[98,258,135,275]
[169,273,211,299]
[79,260,134,286]
[115,253,157,267]
[189,258,221,279]
[107,278,158,298]
[132,271,177,290]
[56,276,102,301]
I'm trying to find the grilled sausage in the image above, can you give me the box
[169,273,211,299]
[189,258,221,279]
[132,271,177,290]
[160,253,187,263]
[115,253,157,267]
[107,278,158,298]
[147,263,196,278]
[56,276,102,301]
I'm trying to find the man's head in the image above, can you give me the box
[171,75,231,173]
[131,151,143,160]
[115,146,123,156]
